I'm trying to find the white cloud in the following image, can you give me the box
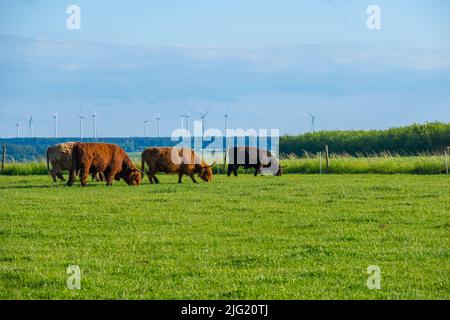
[2,35,450,74]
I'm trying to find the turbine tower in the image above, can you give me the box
[224,113,228,136]
[223,113,229,170]
[92,110,97,139]
[180,113,187,136]
[185,111,190,134]
[15,123,20,138]
[52,111,58,138]
[78,113,86,139]
[199,108,210,138]
[308,111,317,133]
[28,114,34,138]
[156,114,161,138]
[199,109,210,158]
[143,119,149,137]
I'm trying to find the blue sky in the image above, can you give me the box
[0,0,449,137]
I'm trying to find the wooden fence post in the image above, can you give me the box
[222,137,228,174]
[325,145,330,174]
[446,147,449,174]
[1,144,6,174]
[319,151,322,174]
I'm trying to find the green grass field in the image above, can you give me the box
[0,174,449,299]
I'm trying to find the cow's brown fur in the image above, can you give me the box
[141,147,214,184]
[67,143,141,187]
[227,146,282,177]
[46,142,105,182]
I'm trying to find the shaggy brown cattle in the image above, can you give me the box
[67,143,141,186]
[46,142,104,182]
[227,146,282,177]
[141,147,214,184]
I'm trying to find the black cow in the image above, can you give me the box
[227,146,282,177]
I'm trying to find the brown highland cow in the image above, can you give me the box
[67,142,141,187]
[141,147,214,184]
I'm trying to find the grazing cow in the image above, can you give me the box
[67,142,141,186]
[46,142,105,182]
[227,146,282,177]
[141,147,214,184]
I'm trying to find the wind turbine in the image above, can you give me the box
[308,111,317,133]
[224,113,228,136]
[92,110,97,139]
[180,113,187,137]
[52,111,58,138]
[156,114,161,138]
[185,111,190,134]
[199,108,210,158]
[223,113,229,170]
[78,113,86,139]
[15,123,20,138]
[28,114,34,137]
[199,108,210,138]
[143,119,149,137]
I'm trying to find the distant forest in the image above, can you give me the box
[1,122,449,161]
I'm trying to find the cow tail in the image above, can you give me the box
[46,149,50,173]
[141,151,146,176]
[71,147,78,176]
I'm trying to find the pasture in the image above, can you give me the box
[0,174,449,299]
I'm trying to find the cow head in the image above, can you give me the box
[126,169,142,185]
[121,163,142,185]
[199,161,215,182]
[264,159,283,176]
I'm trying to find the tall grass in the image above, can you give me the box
[2,161,48,176]
[280,152,447,174]
[1,153,448,175]
[280,122,450,156]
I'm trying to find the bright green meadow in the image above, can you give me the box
[0,173,448,299]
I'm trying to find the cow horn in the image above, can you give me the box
[207,161,216,168]
[136,169,144,174]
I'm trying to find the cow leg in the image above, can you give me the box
[67,167,76,186]
[153,175,159,184]
[50,168,57,182]
[227,165,233,177]
[92,172,103,182]
[189,173,198,184]
[106,175,113,186]
[147,172,154,184]
[56,171,65,181]
[234,165,239,176]
[106,167,120,186]
[254,165,261,176]
[178,173,183,184]
[80,165,90,187]
[105,172,115,186]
